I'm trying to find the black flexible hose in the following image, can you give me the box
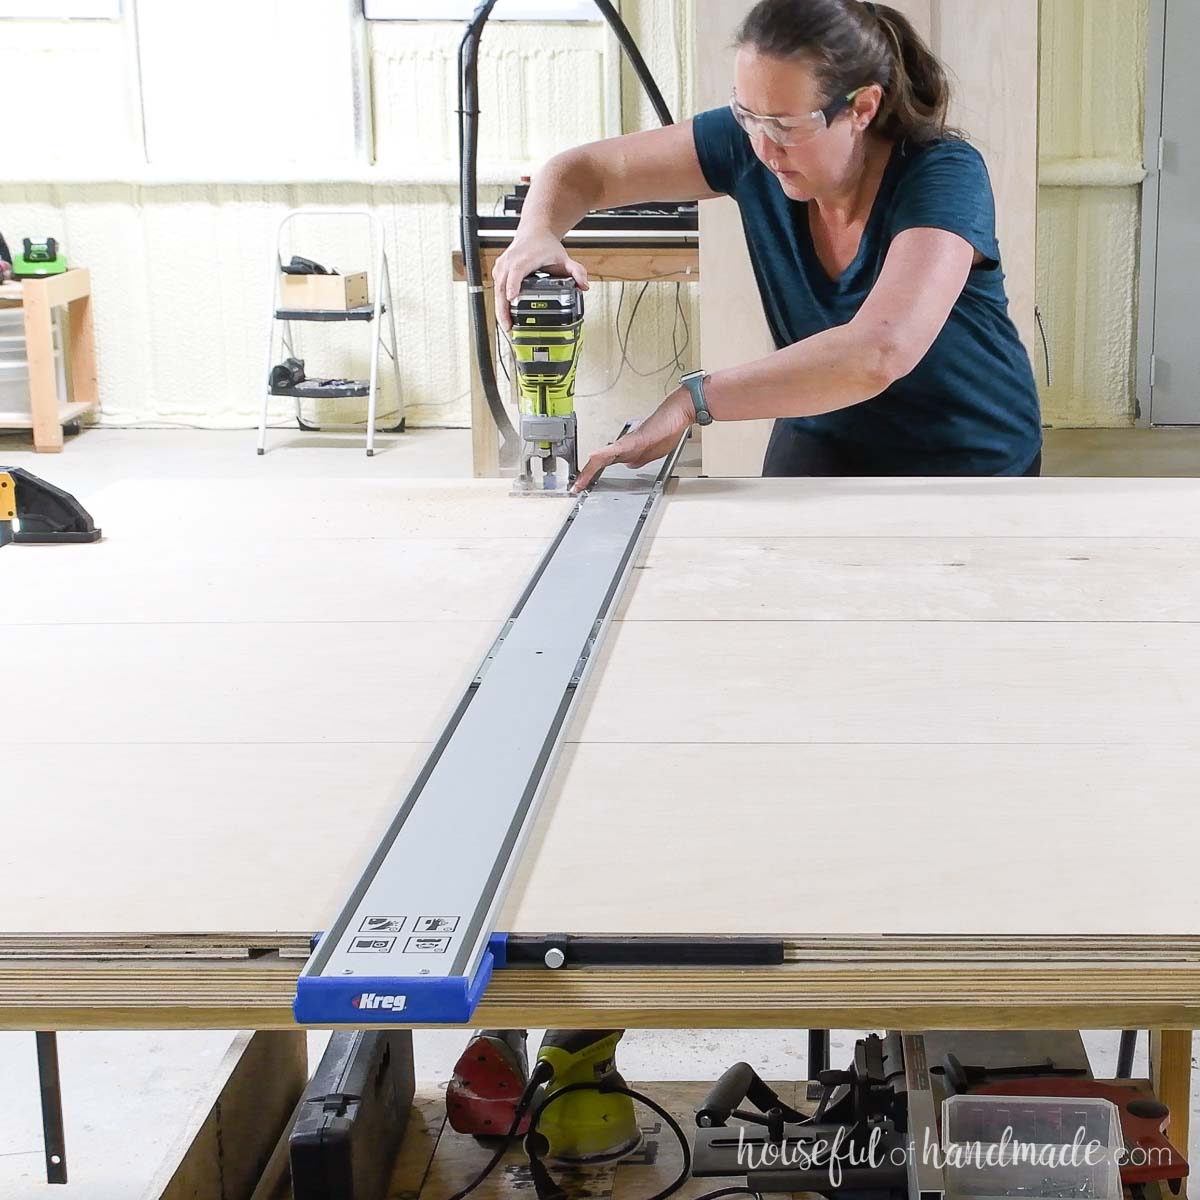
[458,0,677,454]
[591,0,674,127]
[459,1,520,459]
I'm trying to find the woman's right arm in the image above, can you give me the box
[492,119,719,326]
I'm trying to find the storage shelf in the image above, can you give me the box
[0,399,97,430]
[270,382,369,399]
[274,305,382,323]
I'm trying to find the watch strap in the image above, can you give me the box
[680,370,713,426]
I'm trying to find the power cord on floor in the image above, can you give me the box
[444,1072,759,1200]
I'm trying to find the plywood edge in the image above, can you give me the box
[7,957,1200,1032]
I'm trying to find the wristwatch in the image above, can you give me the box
[679,370,714,426]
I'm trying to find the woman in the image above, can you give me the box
[492,0,1043,488]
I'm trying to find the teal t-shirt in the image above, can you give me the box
[692,106,1042,476]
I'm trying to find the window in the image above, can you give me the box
[0,1,120,15]
[364,0,598,20]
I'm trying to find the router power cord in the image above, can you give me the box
[444,1059,554,1200]
[445,1072,759,1200]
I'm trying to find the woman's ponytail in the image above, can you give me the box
[870,4,951,142]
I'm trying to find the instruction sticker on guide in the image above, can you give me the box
[360,916,406,933]
[415,916,460,933]
[405,935,451,954]
[349,936,396,954]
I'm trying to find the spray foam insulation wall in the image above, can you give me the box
[0,1,696,436]
[0,0,1151,432]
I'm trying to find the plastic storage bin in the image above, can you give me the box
[942,1094,1123,1200]
[0,306,67,419]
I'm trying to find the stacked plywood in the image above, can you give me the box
[3,475,1200,1028]
[0,477,569,960]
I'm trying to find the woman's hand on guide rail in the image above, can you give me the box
[572,386,696,493]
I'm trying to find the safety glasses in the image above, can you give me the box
[729,87,867,146]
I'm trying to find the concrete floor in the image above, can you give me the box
[2,423,1197,1196]
[1043,426,1200,476]
[3,422,1200,491]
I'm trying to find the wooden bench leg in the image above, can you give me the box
[67,291,98,412]
[470,287,501,479]
[1151,1029,1192,1195]
[23,283,63,453]
[147,1030,307,1200]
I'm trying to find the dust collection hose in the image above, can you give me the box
[457,0,676,463]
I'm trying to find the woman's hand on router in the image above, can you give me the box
[572,387,696,493]
[492,232,590,331]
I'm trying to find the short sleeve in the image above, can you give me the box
[888,139,1000,269]
[692,105,755,198]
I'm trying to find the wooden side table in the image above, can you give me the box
[0,268,99,453]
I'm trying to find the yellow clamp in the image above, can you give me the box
[0,472,14,522]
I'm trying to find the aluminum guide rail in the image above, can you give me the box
[294,439,685,1025]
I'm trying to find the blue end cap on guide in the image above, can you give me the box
[293,937,509,1025]
[488,931,509,967]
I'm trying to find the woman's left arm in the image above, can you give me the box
[573,226,977,490]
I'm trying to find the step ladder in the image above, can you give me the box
[257,210,404,457]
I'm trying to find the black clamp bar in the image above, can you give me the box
[504,934,786,969]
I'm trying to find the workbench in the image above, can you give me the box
[3,472,1198,1159]
[0,269,99,451]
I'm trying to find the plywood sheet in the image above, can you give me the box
[0,477,572,956]
[621,536,1200,622]
[570,618,1200,747]
[7,634,1196,941]
[3,743,428,937]
[5,474,1200,973]
[87,478,570,543]
[501,742,1200,937]
[2,620,497,746]
[3,537,551,625]
[657,477,1200,538]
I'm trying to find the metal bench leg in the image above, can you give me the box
[36,1032,67,1184]
[808,1029,830,1079]
[1116,1029,1140,1079]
